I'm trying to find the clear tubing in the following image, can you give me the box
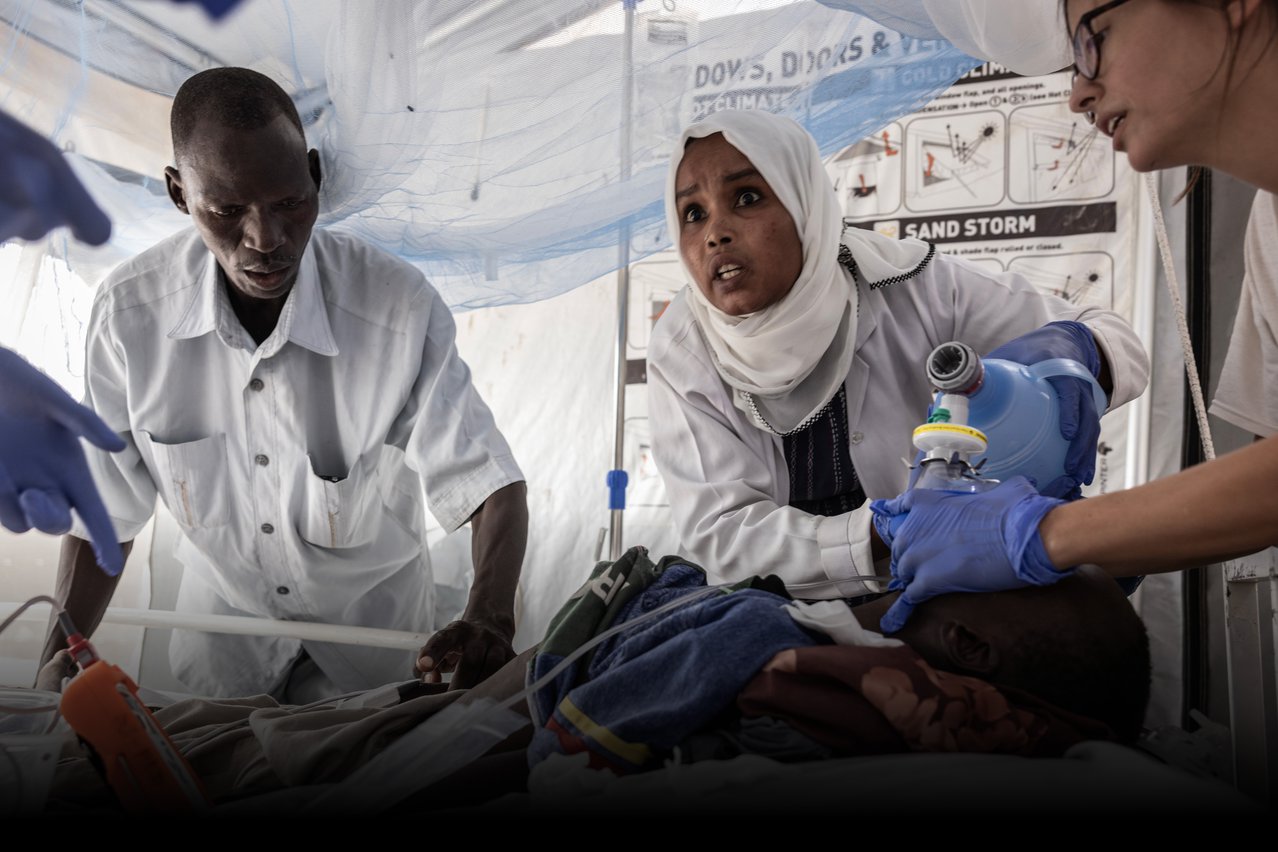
[298,696,530,816]
[0,600,61,720]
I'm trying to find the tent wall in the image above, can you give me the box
[1195,173,1277,802]
[1138,170,1255,733]
[1198,171,1258,728]
[2,5,1270,765]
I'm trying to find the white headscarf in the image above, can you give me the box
[665,109,928,435]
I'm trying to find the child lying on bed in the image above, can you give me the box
[36,549,1149,812]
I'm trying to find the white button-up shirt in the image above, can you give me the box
[648,248,1149,600]
[75,227,524,696]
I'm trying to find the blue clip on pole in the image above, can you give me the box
[607,470,629,511]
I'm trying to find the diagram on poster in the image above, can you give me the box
[1009,103,1113,204]
[904,111,1006,212]
[828,122,902,218]
[1008,252,1114,309]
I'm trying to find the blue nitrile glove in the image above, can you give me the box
[986,320,1104,501]
[871,505,897,552]
[0,110,110,246]
[877,449,929,550]
[869,476,1070,634]
[0,348,126,575]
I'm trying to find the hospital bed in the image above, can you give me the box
[4,550,1274,818]
[2,622,1268,817]
[24,690,1265,818]
[474,744,1266,816]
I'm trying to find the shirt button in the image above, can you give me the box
[261,523,275,534]
[255,454,270,467]
[850,432,864,445]
[249,378,264,392]
[277,586,290,595]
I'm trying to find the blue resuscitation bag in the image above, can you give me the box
[927,341,1107,493]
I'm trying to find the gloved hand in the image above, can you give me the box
[0,348,126,575]
[875,449,928,550]
[0,110,110,246]
[987,320,1104,500]
[869,476,1069,634]
[871,507,897,552]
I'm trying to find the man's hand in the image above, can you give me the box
[415,615,516,690]
[0,110,110,246]
[418,481,525,689]
[419,481,527,690]
[0,348,125,575]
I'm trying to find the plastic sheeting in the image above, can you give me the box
[0,0,981,309]
[823,0,1071,77]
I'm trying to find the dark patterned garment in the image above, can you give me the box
[782,384,866,517]
[778,239,935,518]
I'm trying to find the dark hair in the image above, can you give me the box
[1177,1,1278,201]
[171,67,305,162]
[998,576,1152,742]
[1197,0,1278,89]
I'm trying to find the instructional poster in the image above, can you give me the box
[830,62,1149,496]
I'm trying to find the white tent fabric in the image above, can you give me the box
[2,0,987,311]
[0,4,1262,782]
[0,0,1108,676]
[823,0,1071,76]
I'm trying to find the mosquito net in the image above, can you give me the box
[0,0,1078,310]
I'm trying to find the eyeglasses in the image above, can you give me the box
[1071,0,1133,80]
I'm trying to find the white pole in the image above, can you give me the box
[609,0,636,559]
[0,603,428,651]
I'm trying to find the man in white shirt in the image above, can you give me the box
[40,67,528,700]
[1211,190,1278,439]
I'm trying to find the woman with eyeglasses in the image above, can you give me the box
[871,0,1278,632]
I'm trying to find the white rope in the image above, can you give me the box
[1143,171,1216,462]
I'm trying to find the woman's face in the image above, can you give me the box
[1066,0,1237,172]
[675,133,804,316]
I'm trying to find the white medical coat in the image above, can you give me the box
[75,228,524,696]
[648,247,1149,599]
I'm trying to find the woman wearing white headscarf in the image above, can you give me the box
[647,109,1149,598]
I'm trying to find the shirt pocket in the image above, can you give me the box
[137,432,231,530]
[299,452,378,549]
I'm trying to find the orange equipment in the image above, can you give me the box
[57,613,209,813]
